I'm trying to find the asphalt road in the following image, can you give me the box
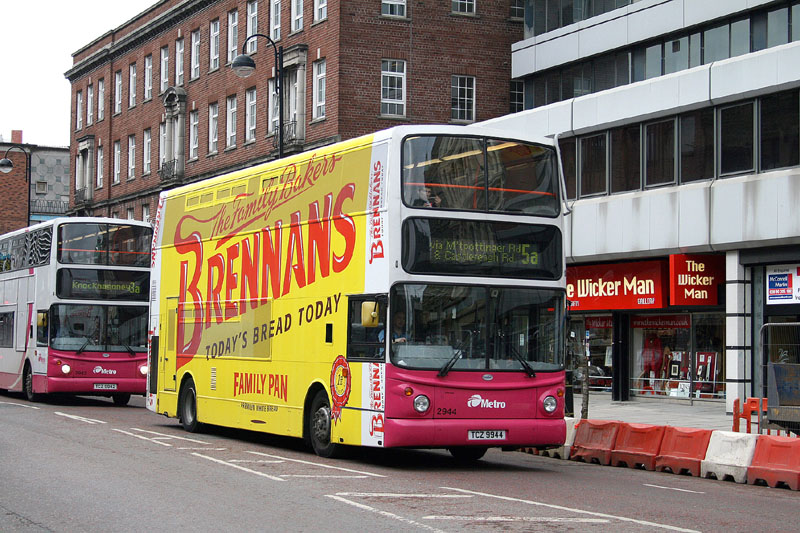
[1,391,797,532]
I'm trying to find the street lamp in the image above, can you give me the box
[231,33,284,159]
[0,144,32,228]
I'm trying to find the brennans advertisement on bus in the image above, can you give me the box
[153,132,391,446]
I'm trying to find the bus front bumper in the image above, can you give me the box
[382,417,566,448]
[42,376,146,395]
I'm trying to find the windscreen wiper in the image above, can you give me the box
[76,338,90,355]
[438,331,473,377]
[507,342,536,377]
[122,343,136,356]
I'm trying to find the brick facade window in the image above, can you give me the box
[381,60,406,117]
[176,38,185,85]
[160,46,169,92]
[246,88,257,142]
[382,0,406,17]
[114,71,122,113]
[227,10,238,63]
[210,19,220,70]
[452,0,475,15]
[314,0,327,21]
[144,55,153,100]
[313,59,326,119]
[87,85,94,125]
[143,128,152,174]
[129,63,137,107]
[292,0,303,32]
[76,90,83,130]
[190,30,201,79]
[451,75,475,121]
[227,95,237,147]
[209,102,219,154]
[247,1,258,53]
[270,0,281,41]
[190,110,199,159]
[98,78,105,120]
[128,134,136,178]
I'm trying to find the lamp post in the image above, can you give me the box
[231,33,284,159]
[0,144,32,228]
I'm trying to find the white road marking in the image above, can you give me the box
[337,493,473,499]
[644,484,706,494]
[424,516,609,523]
[0,401,40,409]
[177,447,227,451]
[281,475,370,479]
[246,451,386,478]
[192,452,285,481]
[54,412,106,424]
[441,487,701,533]
[326,495,446,533]
[129,428,211,444]
[229,459,284,464]
[113,428,172,446]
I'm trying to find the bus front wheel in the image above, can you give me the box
[112,393,131,406]
[179,379,202,433]
[308,390,342,458]
[448,446,488,462]
[23,363,41,403]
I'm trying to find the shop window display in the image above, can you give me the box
[567,315,613,391]
[630,314,725,398]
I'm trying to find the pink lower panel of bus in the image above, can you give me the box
[381,366,567,448]
[44,349,147,395]
[382,417,566,448]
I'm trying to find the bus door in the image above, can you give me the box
[161,296,178,392]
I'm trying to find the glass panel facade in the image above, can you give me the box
[645,119,675,186]
[580,133,606,196]
[680,108,715,183]
[610,125,640,193]
[720,102,754,175]
[760,91,800,171]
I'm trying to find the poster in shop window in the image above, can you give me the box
[766,264,800,305]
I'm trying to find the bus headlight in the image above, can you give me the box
[138,365,148,376]
[61,364,71,375]
[543,395,557,413]
[413,394,430,413]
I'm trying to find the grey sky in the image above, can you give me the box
[0,1,156,147]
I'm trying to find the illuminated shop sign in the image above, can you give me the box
[566,260,667,311]
[766,264,800,305]
[669,254,724,306]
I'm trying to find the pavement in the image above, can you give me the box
[573,393,733,432]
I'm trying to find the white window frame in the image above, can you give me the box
[451,0,475,14]
[189,110,199,159]
[159,122,167,166]
[313,59,326,119]
[96,145,103,188]
[176,38,185,85]
[144,55,153,99]
[451,75,476,122]
[382,0,406,17]
[190,30,201,79]
[113,141,121,184]
[208,102,219,154]
[127,208,135,220]
[76,90,83,130]
[268,78,278,133]
[129,63,137,107]
[98,78,105,120]
[143,128,152,174]
[314,0,327,21]
[247,1,258,53]
[210,19,220,71]
[381,59,406,117]
[292,0,303,32]
[127,134,136,178]
[86,85,94,125]
[142,204,150,223]
[246,88,257,142]
[228,10,239,63]
[160,46,169,92]
[227,95,238,147]
[114,71,122,113]
[270,0,281,41]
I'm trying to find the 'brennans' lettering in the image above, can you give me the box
[176,184,356,357]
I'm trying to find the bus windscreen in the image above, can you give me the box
[402,135,560,216]
[57,223,152,266]
[402,218,562,280]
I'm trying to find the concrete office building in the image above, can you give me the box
[488,0,800,412]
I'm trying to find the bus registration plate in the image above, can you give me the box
[93,383,118,390]
[468,430,506,440]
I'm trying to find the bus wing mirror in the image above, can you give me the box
[361,301,380,328]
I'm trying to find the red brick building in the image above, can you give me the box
[66,0,523,221]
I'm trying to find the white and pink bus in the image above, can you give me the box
[0,218,152,405]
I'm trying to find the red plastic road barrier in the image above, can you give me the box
[610,422,666,470]
[655,426,713,476]
[747,435,800,490]
[570,420,620,465]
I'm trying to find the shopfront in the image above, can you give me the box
[566,254,726,401]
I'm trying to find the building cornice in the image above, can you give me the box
[65,0,217,81]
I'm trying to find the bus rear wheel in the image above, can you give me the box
[308,390,342,458]
[448,446,488,462]
[112,393,131,406]
[179,379,202,433]
[23,363,41,403]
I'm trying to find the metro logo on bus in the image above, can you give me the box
[467,394,506,409]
